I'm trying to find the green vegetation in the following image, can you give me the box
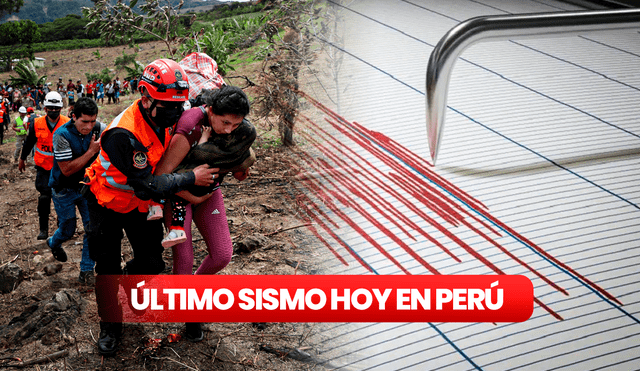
[85,68,112,84]
[0,2,266,60]
[37,14,98,42]
[1,0,329,151]
[123,61,144,81]
[0,0,23,19]
[179,13,269,75]
[0,19,40,72]
[114,50,137,68]
[83,0,200,58]
[9,59,47,86]
[3,0,93,24]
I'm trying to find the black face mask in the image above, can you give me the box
[149,102,184,129]
[46,110,61,121]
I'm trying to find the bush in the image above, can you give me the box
[85,68,112,83]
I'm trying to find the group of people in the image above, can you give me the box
[0,83,49,115]
[59,76,134,107]
[10,58,256,356]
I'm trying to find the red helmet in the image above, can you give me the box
[27,107,34,113]
[138,59,189,102]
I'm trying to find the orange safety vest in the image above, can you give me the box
[85,100,172,213]
[33,114,70,170]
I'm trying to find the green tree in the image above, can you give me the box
[9,60,47,87]
[123,61,144,81]
[38,14,98,42]
[0,0,23,18]
[83,0,196,58]
[0,20,41,72]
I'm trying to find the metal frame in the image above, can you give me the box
[426,9,640,164]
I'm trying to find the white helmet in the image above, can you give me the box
[44,91,63,108]
[18,106,27,114]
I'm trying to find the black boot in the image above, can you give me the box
[37,195,50,240]
[185,323,203,342]
[97,322,122,356]
[46,238,67,262]
[37,230,48,240]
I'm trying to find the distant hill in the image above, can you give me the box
[1,0,226,24]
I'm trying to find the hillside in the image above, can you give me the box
[2,0,227,24]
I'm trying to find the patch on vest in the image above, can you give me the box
[133,151,148,169]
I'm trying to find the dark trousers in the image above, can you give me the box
[35,166,52,232]
[85,190,165,321]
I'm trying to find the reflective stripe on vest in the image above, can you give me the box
[86,99,172,213]
[96,151,134,191]
[33,115,69,170]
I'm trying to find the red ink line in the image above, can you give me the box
[299,152,441,275]
[297,166,412,275]
[299,91,489,214]
[307,114,563,295]
[478,211,621,305]
[301,127,462,263]
[295,90,621,315]
[295,190,341,230]
[296,192,375,272]
[535,297,563,321]
[300,132,417,241]
[320,116,502,237]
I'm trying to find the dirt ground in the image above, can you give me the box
[0,42,332,370]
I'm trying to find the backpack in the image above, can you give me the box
[178,52,225,101]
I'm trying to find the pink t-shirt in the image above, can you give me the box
[174,106,207,149]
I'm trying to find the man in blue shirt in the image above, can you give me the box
[48,97,104,284]
[96,79,104,105]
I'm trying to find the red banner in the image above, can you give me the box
[96,275,533,323]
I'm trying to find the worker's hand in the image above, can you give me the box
[18,159,25,173]
[192,164,219,187]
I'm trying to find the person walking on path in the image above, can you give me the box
[83,59,217,356]
[153,86,255,341]
[18,92,70,240]
[47,97,103,282]
[12,106,29,162]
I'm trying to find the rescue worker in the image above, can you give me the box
[19,91,69,240]
[12,106,28,163]
[83,59,217,356]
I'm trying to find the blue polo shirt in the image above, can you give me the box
[49,120,105,190]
